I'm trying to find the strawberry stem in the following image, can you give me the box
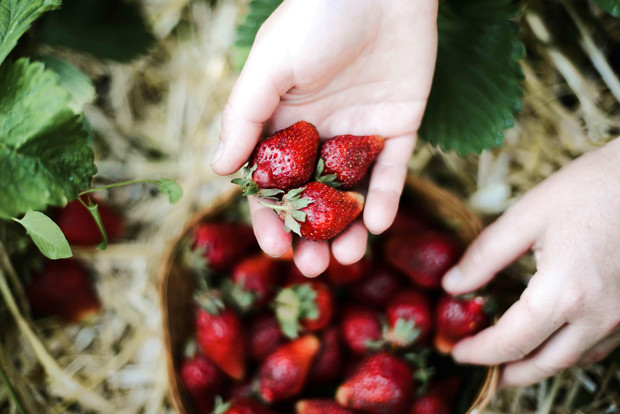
[257,199,288,211]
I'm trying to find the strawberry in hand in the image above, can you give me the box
[316,134,384,190]
[233,121,320,196]
[266,182,364,241]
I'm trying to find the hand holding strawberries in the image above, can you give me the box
[443,137,620,389]
[212,0,439,276]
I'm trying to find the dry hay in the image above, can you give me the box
[0,0,619,413]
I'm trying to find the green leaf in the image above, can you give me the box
[231,0,283,71]
[419,0,525,155]
[35,0,155,62]
[0,58,97,219]
[0,0,61,66]
[594,0,620,16]
[158,179,183,203]
[34,55,96,113]
[13,211,72,259]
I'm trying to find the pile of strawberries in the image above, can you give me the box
[232,121,384,240]
[176,199,491,414]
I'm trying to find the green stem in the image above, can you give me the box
[78,179,160,196]
[256,200,287,211]
[0,360,27,414]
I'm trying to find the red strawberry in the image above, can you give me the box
[296,399,359,414]
[409,395,450,414]
[180,353,224,413]
[247,313,285,362]
[274,281,333,339]
[386,208,432,237]
[234,121,320,195]
[196,307,246,380]
[259,334,321,403]
[336,352,415,414]
[231,254,280,307]
[317,134,385,189]
[385,289,433,347]
[326,255,370,285]
[434,294,489,354]
[191,222,256,272]
[340,306,383,355]
[26,259,100,323]
[54,199,125,246]
[271,182,364,241]
[350,265,403,308]
[384,231,462,289]
[215,397,280,414]
[410,376,461,413]
[309,326,343,384]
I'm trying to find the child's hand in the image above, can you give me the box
[212,0,438,276]
[443,137,620,388]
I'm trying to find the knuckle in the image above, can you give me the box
[494,332,527,361]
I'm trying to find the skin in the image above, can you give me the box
[213,0,620,388]
[443,137,620,388]
[211,0,439,276]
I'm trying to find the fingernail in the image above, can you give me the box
[211,141,225,166]
[442,267,462,291]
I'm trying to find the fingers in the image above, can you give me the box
[442,201,541,295]
[249,197,292,257]
[500,321,599,389]
[212,33,293,175]
[452,275,567,366]
[579,330,620,366]
[331,220,368,265]
[364,134,416,234]
[293,239,330,277]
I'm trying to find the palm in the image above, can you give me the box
[214,0,438,275]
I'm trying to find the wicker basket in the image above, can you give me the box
[158,176,499,414]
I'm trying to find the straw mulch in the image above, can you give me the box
[0,0,618,413]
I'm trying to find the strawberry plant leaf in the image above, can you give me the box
[0,58,97,219]
[594,0,620,16]
[231,0,283,71]
[158,179,183,203]
[13,211,72,259]
[35,0,155,62]
[419,0,525,154]
[0,0,61,66]
[34,55,96,113]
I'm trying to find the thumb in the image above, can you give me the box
[442,204,540,294]
[212,25,293,175]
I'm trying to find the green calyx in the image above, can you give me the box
[273,284,318,339]
[314,158,341,188]
[257,187,313,237]
[231,162,285,199]
[231,163,260,196]
[385,318,422,349]
[194,288,225,315]
[221,279,257,314]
